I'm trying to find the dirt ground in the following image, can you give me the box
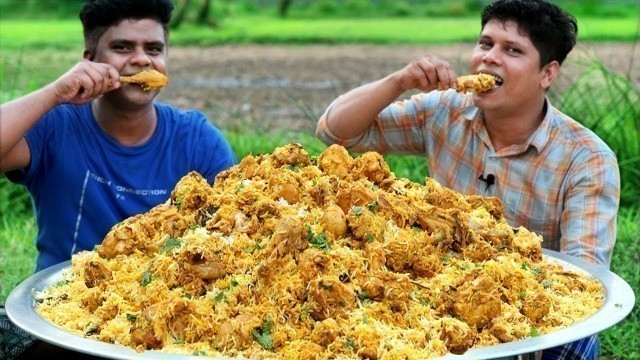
[161,43,640,133]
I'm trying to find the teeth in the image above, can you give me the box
[492,75,504,86]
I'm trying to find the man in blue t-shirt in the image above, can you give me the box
[0,0,236,357]
[0,0,237,272]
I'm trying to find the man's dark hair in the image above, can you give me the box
[80,0,174,55]
[481,0,577,67]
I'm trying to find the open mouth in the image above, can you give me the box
[492,75,504,88]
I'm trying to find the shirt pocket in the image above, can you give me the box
[503,199,559,244]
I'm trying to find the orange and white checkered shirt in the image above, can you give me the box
[316,89,620,267]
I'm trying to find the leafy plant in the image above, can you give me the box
[560,61,640,206]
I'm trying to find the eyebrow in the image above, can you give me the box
[109,39,166,49]
[478,35,525,48]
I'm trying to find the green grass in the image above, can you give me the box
[600,207,640,359]
[0,214,36,302]
[0,15,638,50]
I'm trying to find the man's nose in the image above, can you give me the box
[129,47,151,67]
[482,47,502,65]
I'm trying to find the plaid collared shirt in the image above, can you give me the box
[316,89,619,267]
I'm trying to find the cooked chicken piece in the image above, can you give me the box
[280,341,325,360]
[84,260,112,288]
[120,69,169,90]
[318,144,354,179]
[456,74,496,93]
[521,291,551,322]
[131,319,163,350]
[310,318,341,346]
[298,248,331,283]
[308,277,356,320]
[268,168,302,204]
[271,142,310,168]
[412,245,443,278]
[512,227,543,261]
[384,229,418,272]
[182,252,227,280]
[268,215,307,260]
[218,313,261,350]
[321,203,347,239]
[131,304,164,349]
[453,274,502,329]
[361,272,413,302]
[363,241,386,270]
[351,151,393,184]
[170,171,211,212]
[439,317,476,354]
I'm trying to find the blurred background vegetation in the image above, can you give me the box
[1,0,639,19]
[1,0,638,358]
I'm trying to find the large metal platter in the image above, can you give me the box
[6,249,635,360]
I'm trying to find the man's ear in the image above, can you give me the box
[541,61,560,90]
[83,49,93,61]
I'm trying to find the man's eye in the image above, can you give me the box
[478,40,492,49]
[506,48,521,55]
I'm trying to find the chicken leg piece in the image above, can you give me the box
[456,74,496,93]
[120,69,169,91]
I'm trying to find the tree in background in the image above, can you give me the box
[279,0,293,17]
[170,0,216,28]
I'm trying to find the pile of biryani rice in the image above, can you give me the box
[35,143,604,359]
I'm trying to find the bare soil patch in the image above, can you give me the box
[161,43,639,133]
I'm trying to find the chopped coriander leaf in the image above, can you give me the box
[365,232,375,243]
[159,237,182,254]
[367,200,378,212]
[140,270,151,286]
[54,280,70,287]
[252,317,274,351]
[308,232,331,251]
[346,338,356,350]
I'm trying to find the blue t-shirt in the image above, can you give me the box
[7,102,237,271]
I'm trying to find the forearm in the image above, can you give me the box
[561,152,620,267]
[326,73,405,139]
[0,85,59,160]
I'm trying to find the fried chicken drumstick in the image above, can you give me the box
[456,73,496,93]
[119,69,169,91]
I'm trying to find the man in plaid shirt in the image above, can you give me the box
[316,0,619,359]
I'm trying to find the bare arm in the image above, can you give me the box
[0,59,120,172]
[325,55,458,139]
